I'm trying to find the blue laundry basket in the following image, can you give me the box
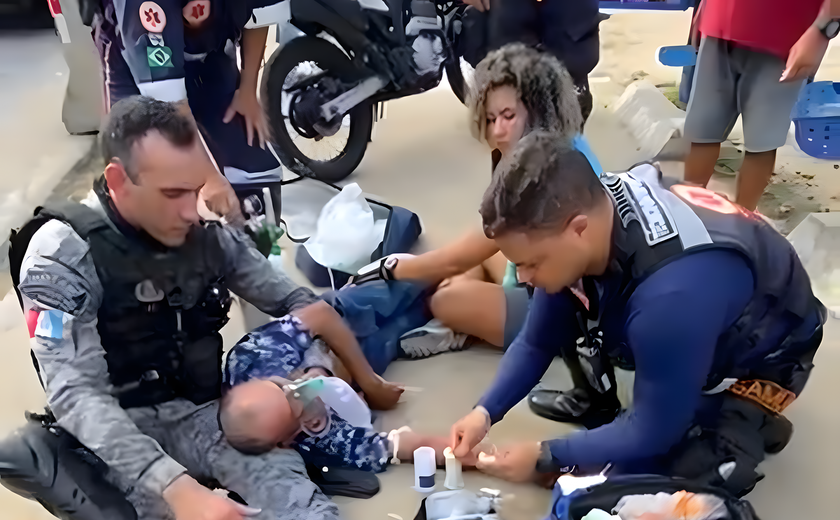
[792,81,840,160]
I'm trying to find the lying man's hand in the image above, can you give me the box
[294,301,404,410]
[475,441,541,483]
[164,474,261,520]
[360,373,405,410]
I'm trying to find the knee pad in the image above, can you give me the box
[0,419,137,520]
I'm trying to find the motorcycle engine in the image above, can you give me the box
[406,1,446,84]
[290,78,348,138]
[410,32,446,79]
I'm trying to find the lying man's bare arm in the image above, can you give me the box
[218,226,404,409]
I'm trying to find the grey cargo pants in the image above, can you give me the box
[117,400,340,520]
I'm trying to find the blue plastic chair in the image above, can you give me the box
[599,0,691,11]
[791,81,840,160]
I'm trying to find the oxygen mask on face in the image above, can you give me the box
[275,375,373,438]
[271,378,331,438]
[285,375,373,429]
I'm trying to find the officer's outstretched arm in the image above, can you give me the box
[18,221,187,497]
[477,289,579,423]
[220,226,322,316]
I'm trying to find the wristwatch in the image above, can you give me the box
[347,255,400,286]
[534,442,577,489]
[817,17,840,40]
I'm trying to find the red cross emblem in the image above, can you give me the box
[671,184,740,215]
[139,2,167,33]
[183,0,211,27]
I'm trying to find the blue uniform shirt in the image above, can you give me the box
[479,249,762,468]
[104,0,247,100]
[224,317,393,473]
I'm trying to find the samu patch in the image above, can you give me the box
[183,0,211,27]
[147,46,174,68]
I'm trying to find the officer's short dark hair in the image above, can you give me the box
[101,96,197,183]
[480,131,604,238]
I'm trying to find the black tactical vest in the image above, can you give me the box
[21,190,232,409]
[599,163,825,392]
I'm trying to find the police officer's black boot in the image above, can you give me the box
[0,412,137,520]
[528,345,620,429]
[528,388,620,429]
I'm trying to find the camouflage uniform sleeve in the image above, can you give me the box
[18,220,187,497]
[217,226,320,317]
[114,0,187,101]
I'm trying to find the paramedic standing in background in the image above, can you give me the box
[92,0,280,219]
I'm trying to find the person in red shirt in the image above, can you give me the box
[684,0,840,211]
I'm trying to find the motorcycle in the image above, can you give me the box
[252,0,472,182]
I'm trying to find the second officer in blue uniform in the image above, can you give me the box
[449,132,825,497]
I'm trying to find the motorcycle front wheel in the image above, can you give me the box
[263,36,373,183]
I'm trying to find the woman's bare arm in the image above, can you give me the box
[394,228,500,283]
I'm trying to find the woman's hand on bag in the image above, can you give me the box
[348,254,416,286]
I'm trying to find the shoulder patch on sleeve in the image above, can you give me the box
[25,220,90,266]
[19,221,99,316]
[34,309,69,340]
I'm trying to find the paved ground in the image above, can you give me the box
[1,12,839,520]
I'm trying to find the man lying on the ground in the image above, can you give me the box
[221,317,482,471]
[8,96,402,520]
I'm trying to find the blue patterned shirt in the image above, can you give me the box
[224,317,392,472]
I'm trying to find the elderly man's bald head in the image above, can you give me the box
[220,380,299,455]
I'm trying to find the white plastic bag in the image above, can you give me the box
[303,183,387,273]
[313,376,372,429]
